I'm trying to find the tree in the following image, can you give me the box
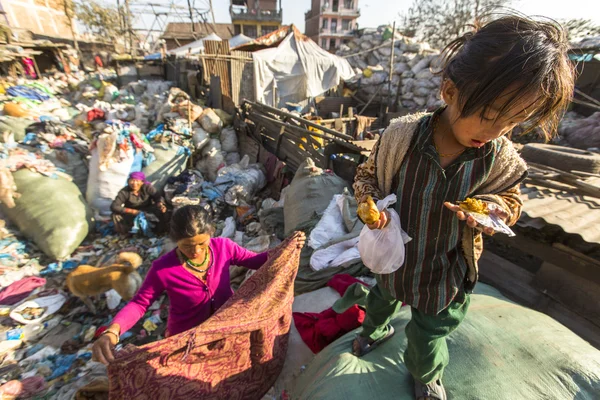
[76,0,122,44]
[399,0,511,49]
[562,19,600,41]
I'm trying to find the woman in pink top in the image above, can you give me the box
[92,205,305,365]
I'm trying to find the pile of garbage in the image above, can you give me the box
[0,67,279,398]
[337,25,443,110]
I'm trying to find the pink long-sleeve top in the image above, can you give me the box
[112,237,269,337]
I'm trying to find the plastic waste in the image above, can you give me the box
[106,289,122,310]
[219,217,236,239]
[10,293,67,325]
[358,195,411,274]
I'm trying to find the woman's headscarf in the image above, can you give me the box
[129,172,149,184]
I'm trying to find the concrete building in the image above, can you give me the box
[305,0,359,52]
[0,0,77,40]
[230,0,282,39]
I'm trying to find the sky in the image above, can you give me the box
[121,0,600,41]
[206,0,600,32]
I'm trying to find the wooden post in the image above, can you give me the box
[387,21,396,113]
[31,56,42,80]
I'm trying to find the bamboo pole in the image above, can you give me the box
[387,21,396,112]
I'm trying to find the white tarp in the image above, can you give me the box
[229,34,253,49]
[252,31,355,107]
[169,33,222,57]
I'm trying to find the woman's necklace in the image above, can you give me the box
[181,249,211,273]
[433,114,466,158]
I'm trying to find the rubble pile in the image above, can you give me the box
[337,25,444,110]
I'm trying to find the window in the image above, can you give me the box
[245,25,257,38]
[261,25,278,35]
[322,19,328,29]
[329,38,337,50]
[332,0,339,12]
[234,25,241,36]
[331,19,337,33]
[344,0,353,9]
[322,39,328,49]
[342,19,350,31]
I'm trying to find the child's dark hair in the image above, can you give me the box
[169,205,214,242]
[440,15,575,140]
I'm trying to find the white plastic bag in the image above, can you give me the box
[9,294,67,325]
[358,194,411,274]
[219,216,236,239]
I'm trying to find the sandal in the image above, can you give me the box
[351,325,395,357]
[414,379,447,400]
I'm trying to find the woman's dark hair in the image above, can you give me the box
[440,14,575,140]
[169,205,214,242]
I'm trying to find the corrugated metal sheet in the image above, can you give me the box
[519,184,600,245]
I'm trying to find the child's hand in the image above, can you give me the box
[444,202,509,236]
[366,210,390,230]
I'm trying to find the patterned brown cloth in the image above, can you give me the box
[107,233,303,400]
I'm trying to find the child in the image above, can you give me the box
[352,16,574,400]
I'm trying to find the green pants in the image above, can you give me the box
[360,284,470,384]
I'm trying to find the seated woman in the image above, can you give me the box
[111,172,169,235]
[92,204,306,365]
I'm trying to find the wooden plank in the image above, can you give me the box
[247,100,355,141]
[479,252,542,307]
[479,252,600,349]
[249,111,364,153]
[534,262,600,325]
[491,234,600,285]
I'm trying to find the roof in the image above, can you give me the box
[519,184,600,245]
[162,22,234,41]
[168,33,222,56]
[232,24,306,51]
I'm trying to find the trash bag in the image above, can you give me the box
[196,140,225,182]
[308,191,359,250]
[1,169,93,260]
[214,109,233,126]
[143,144,189,192]
[86,147,135,215]
[292,284,600,400]
[220,127,238,153]
[44,150,88,195]
[0,117,35,143]
[358,194,410,274]
[199,108,223,134]
[225,152,241,165]
[10,293,67,325]
[284,158,348,237]
[192,127,209,150]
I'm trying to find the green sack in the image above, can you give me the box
[284,158,348,237]
[142,144,188,192]
[292,284,600,400]
[1,169,93,260]
[0,116,35,142]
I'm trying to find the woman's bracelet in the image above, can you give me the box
[102,329,120,344]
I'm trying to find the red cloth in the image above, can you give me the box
[293,274,367,354]
[87,108,105,122]
[0,277,46,305]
